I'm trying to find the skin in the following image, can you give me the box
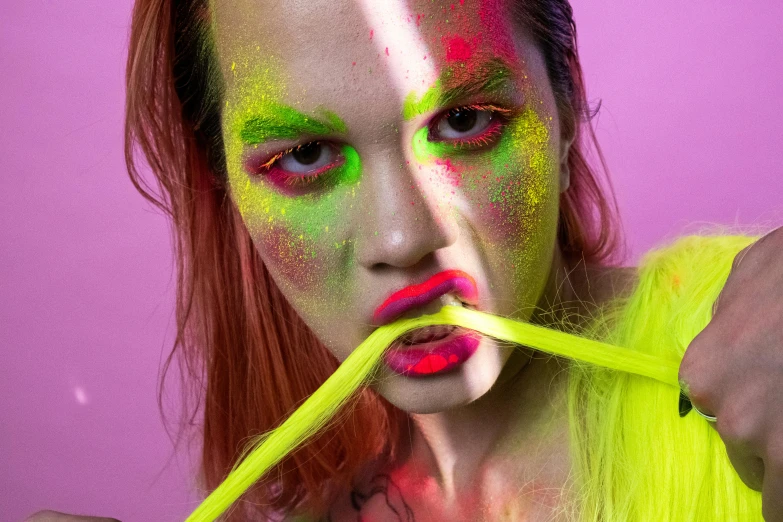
[680,228,783,522]
[214,0,587,519]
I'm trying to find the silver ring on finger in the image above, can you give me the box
[693,404,717,423]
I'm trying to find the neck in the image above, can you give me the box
[406,247,577,500]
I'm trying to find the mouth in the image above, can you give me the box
[372,269,479,326]
[373,272,482,377]
[384,327,482,378]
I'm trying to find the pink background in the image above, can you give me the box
[2,1,781,520]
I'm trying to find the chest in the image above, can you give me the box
[327,465,570,522]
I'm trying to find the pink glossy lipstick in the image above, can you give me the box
[384,330,481,377]
[373,269,479,325]
[375,270,481,378]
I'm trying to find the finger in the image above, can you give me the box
[731,243,754,272]
[762,463,783,522]
[678,332,722,417]
[723,443,764,491]
[712,291,722,317]
[714,243,755,317]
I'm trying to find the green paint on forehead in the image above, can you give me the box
[224,54,347,148]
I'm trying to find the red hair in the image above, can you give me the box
[124,0,620,518]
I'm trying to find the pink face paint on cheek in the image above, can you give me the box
[434,157,465,187]
[258,225,325,291]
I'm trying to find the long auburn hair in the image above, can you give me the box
[125,0,621,518]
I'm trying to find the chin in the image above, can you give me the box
[372,339,509,414]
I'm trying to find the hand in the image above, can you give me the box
[25,511,120,522]
[679,227,783,522]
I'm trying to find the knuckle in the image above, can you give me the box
[678,362,714,406]
[717,406,758,446]
[732,246,750,268]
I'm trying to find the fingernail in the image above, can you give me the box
[679,390,692,417]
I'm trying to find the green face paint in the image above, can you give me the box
[403,79,444,121]
[222,59,361,302]
[403,59,513,121]
[238,104,342,145]
[409,97,559,300]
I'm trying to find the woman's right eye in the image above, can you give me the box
[277,142,338,174]
[246,141,346,190]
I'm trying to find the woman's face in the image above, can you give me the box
[213,0,571,413]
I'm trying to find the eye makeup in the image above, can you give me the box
[408,73,560,296]
[403,58,516,121]
[223,60,361,301]
[238,104,347,146]
[244,143,359,195]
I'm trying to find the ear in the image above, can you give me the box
[558,124,575,194]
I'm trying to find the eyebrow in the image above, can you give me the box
[238,105,347,145]
[403,58,515,120]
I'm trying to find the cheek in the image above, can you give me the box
[418,108,560,296]
[229,176,353,302]
[476,110,561,293]
[419,108,559,243]
[256,225,326,291]
[482,108,559,245]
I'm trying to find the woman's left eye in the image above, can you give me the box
[430,106,500,143]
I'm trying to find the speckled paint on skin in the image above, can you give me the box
[408,88,558,293]
[220,0,560,337]
[222,57,361,294]
[392,0,561,301]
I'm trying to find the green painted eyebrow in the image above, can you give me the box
[238,105,347,145]
[403,59,515,120]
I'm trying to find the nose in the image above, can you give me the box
[354,144,458,270]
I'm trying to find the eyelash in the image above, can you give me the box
[246,104,513,191]
[428,103,513,150]
[246,142,344,190]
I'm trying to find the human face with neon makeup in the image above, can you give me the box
[213,0,573,415]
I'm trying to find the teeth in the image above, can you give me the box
[401,324,455,344]
[440,293,464,307]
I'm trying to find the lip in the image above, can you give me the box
[384,329,481,377]
[372,269,479,326]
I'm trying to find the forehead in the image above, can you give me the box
[211,0,535,119]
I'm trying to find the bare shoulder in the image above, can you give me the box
[578,264,638,308]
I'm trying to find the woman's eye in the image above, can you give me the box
[246,141,346,192]
[434,107,495,141]
[276,141,339,175]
